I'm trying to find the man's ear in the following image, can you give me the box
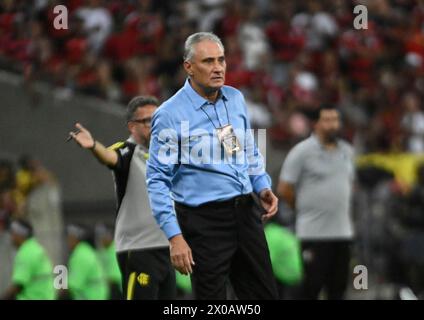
[127,122,134,134]
[184,60,193,76]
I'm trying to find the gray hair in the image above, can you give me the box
[183,32,225,62]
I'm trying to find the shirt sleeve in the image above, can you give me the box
[146,108,182,239]
[239,91,272,194]
[12,249,33,287]
[279,146,304,185]
[68,250,90,299]
[107,142,133,173]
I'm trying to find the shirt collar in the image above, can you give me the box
[183,78,227,110]
[127,136,149,155]
[127,136,136,144]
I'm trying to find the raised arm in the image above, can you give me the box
[69,123,118,167]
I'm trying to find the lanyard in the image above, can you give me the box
[200,99,231,129]
[200,99,241,155]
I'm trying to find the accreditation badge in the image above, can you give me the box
[216,124,241,155]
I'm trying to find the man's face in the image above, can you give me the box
[128,105,157,147]
[315,109,341,142]
[184,40,226,93]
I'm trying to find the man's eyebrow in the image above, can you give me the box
[201,55,225,62]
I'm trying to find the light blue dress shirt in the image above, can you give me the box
[146,79,271,239]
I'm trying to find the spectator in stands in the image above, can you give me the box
[95,59,121,101]
[16,155,55,200]
[401,92,424,153]
[76,0,112,54]
[238,4,270,71]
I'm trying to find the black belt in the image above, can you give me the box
[175,193,253,211]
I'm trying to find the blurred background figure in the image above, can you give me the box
[384,163,424,299]
[278,105,355,300]
[16,155,64,269]
[175,272,193,300]
[1,219,56,300]
[65,223,108,300]
[401,92,424,154]
[75,0,112,55]
[15,154,55,200]
[95,223,122,300]
[0,156,63,295]
[264,221,303,299]
[0,159,24,294]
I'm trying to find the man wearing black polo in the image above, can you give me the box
[70,96,175,300]
[146,32,279,299]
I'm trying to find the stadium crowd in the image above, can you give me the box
[1,0,424,152]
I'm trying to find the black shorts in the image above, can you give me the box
[117,247,176,300]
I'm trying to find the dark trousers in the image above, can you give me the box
[299,240,352,300]
[117,247,176,300]
[175,194,278,300]
[109,282,123,300]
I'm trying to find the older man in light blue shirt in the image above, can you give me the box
[146,32,278,299]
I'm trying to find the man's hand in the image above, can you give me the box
[259,189,278,222]
[68,122,118,167]
[69,123,95,149]
[169,234,195,275]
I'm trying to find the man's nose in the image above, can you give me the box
[212,62,224,73]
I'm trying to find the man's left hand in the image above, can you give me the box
[259,189,278,222]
